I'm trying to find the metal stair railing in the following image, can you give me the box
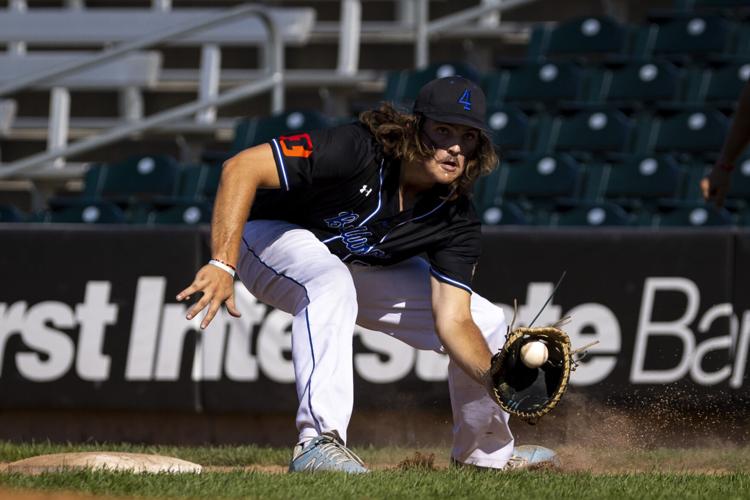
[0,3,285,179]
[311,0,537,72]
[413,0,537,69]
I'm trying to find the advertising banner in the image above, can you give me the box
[476,227,743,406]
[0,226,204,411]
[0,226,747,413]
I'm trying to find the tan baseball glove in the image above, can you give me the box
[486,315,596,424]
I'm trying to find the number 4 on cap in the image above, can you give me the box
[458,89,472,111]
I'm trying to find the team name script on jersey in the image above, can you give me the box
[324,211,386,258]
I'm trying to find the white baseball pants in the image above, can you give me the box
[237,220,514,468]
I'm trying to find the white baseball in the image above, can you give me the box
[520,341,548,369]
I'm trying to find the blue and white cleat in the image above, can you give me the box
[504,445,561,470]
[288,433,368,473]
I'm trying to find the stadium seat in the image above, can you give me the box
[602,155,683,207]
[728,156,750,201]
[231,110,333,154]
[486,104,533,155]
[175,163,222,202]
[484,61,586,110]
[527,16,629,62]
[587,60,685,110]
[43,201,126,224]
[473,164,504,215]
[550,108,635,157]
[501,154,582,209]
[654,202,734,226]
[82,155,180,202]
[479,201,529,225]
[648,108,729,157]
[577,161,609,201]
[683,59,750,110]
[553,201,633,226]
[143,201,213,225]
[383,62,481,107]
[648,15,734,60]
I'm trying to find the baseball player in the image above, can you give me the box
[177,76,558,473]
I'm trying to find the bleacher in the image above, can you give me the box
[472,4,750,227]
[0,0,748,227]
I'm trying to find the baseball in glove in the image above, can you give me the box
[486,314,596,424]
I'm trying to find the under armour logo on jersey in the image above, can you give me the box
[360,184,372,196]
[458,89,472,110]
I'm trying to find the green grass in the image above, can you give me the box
[1,470,749,500]
[1,442,750,499]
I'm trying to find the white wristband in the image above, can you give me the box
[208,259,236,278]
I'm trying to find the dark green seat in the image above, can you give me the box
[528,16,629,61]
[383,62,481,106]
[486,104,533,154]
[147,201,212,225]
[480,201,528,225]
[655,202,733,226]
[592,60,684,109]
[45,201,126,224]
[552,108,635,156]
[83,154,180,202]
[684,59,750,110]
[649,108,729,156]
[650,15,733,60]
[502,154,582,203]
[704,60,750,104]
[176,164,222,201]
[553,202,632,226]
[603,155,683,206]
[484,62,585,109]
[231,110,332,154]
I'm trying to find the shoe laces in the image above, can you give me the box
[313,434,365,467]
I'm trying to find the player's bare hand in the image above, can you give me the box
[700,166,732,208]
[176,264,241,329]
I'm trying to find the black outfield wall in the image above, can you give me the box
[0,225,747,414]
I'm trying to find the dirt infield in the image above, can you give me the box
[155,446,750,474]
[0,489,125,500]
[3,445,746,476]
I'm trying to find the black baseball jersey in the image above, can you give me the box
[252,122,481,293]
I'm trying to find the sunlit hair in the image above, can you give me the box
[359,103,499,197]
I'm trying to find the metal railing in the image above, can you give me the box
[414,0,536,68]
[0,0,541,180]
[0,3,285,179]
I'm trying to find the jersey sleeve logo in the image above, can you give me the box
[278,133,313,158]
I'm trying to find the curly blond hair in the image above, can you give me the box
[359,103,498,197]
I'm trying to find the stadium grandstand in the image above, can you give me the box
[0,0,748,228]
